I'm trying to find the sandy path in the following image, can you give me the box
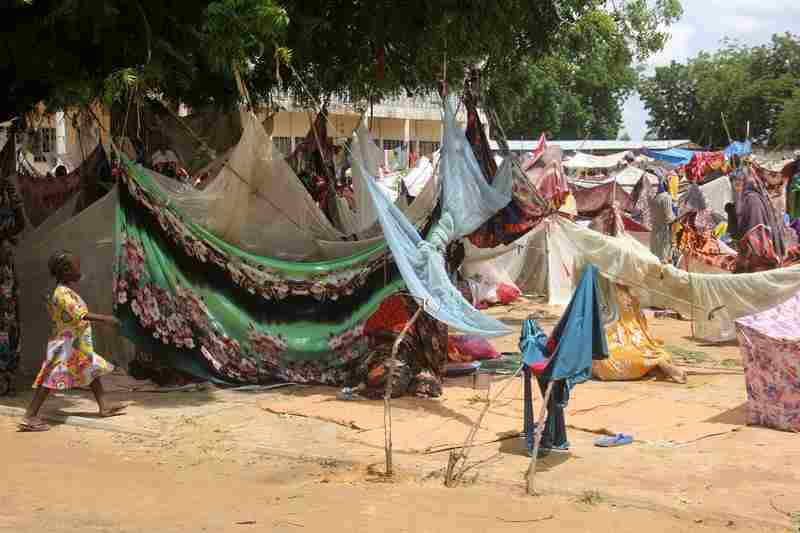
[0,417,781,533]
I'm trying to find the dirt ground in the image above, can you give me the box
[0,415,786,533]
[2,301,798,532]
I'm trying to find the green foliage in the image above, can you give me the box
[0,0,288,120]
[487,1,679,140]
[775,90,800,147]
[640,33,800,147]
[3,0,680,142]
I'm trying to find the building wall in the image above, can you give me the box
[270,111,447,157]
[18,103,111,174]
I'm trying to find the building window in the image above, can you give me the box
[418,141,440,157]
[272,136,292,156]
[383,139,404,151]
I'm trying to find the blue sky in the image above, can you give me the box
[622,0,800,140]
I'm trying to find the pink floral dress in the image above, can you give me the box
[33,285,113,390]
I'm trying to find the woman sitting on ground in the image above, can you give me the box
[19,251,125,431]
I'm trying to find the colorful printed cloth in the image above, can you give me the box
[735,295,800,432]
[593,285,675,381]
[464,96,549,248]
[356,295,448,399]
[677,221,737,272]
[33,286,114,390]
[685,151,727,182]
[736,224,781,273]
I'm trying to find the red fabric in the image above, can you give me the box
[677,222,736,272]
[686,151,725,182]
[736,224,780,273]
[364,295,411,334]
[496,283,521,304]
[447,335,501,362]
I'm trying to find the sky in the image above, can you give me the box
[622,0,800,140]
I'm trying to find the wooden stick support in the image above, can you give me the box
[526,379,554,496]
[444,365,523,487]
[383,307,423,477]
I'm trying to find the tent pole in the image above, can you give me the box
[526,379,554,495]
[384,306,423,477]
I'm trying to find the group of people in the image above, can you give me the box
[647,153,798,273]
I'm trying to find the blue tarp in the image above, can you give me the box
[358,96,512,337]
[724,140,752,159]
[644,148,696,166]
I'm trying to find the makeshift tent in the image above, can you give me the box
[108,99,508,386]
[522,145,568,208]
[735,294,800,432]
[611,166,645,190]
[644,148,695,166]
[553,216,800,340]
[140,107,244,174]
[724,140,752,159]
[461,233,530,307]
[15,144,110,226]
[0,135,25,395]
[515,216,578,305]
[15,187,137,376]
[563,151,632,170]
[569,181,633,216]
[679,176,734,219]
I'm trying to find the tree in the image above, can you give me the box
[0,0,288,122]
[639,33,800,147]
[618,130,632,141]
[639,61,700,141]
[3,0,681,140]
[486,1,682,140]
[775,89,800,147]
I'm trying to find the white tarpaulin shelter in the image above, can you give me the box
[554,217,800,338]
[564,151,633,170]
[612,166,646,189]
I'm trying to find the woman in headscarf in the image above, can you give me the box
[649,178,675,263]
[735,170,786,272]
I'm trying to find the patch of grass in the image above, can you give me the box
[719,358,741,368]
[576,490,605,506]
[666,345,709,364]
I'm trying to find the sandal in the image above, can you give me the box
[594,433,634,447]
[18,418,50,432]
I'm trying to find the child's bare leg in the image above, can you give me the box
[23,387,51,425]
[90,378,125,416]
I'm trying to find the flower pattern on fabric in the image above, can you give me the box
[119,165,389,301]
[593,285,674,381]
[33,286,114,390]
[115,235,379,385]
[736,296,800,432]
[677,219,737,272]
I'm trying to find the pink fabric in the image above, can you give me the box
[570,182,633,215]
[525,146,569,205]
[448,335,501,361]
[735,294,800,432]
